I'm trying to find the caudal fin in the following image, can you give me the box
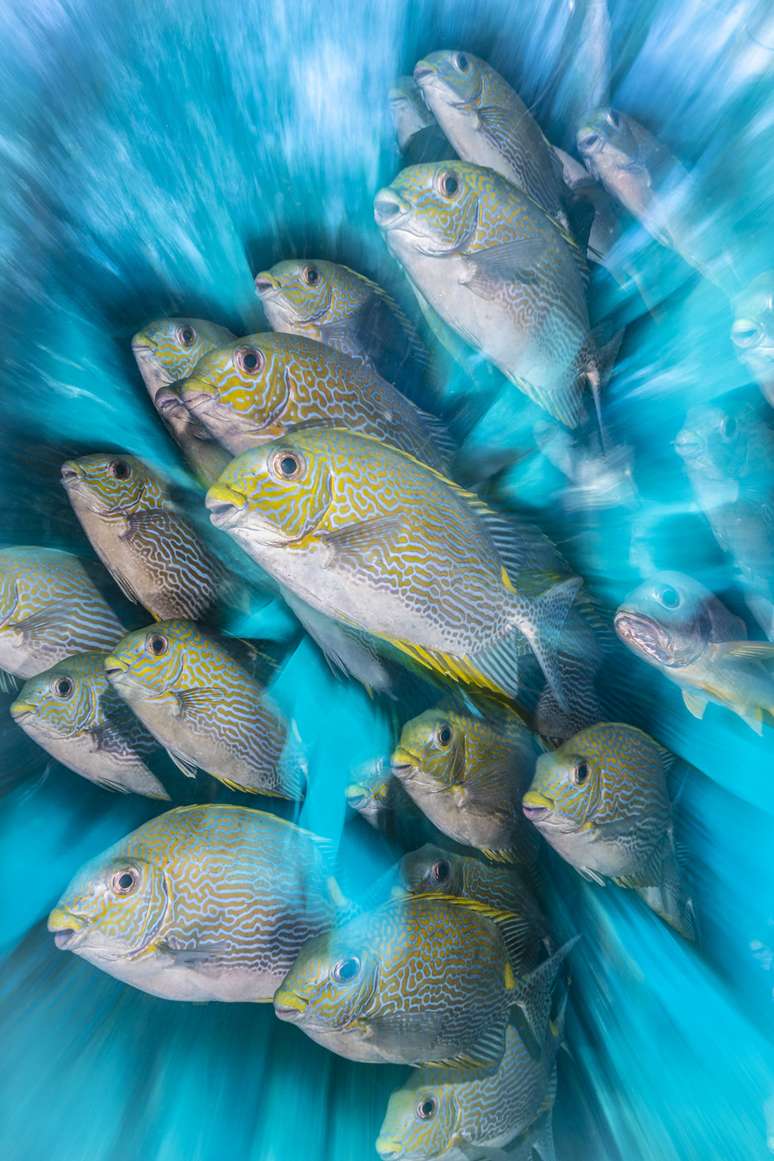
[509,936,580,1055]
[512,577,584,714]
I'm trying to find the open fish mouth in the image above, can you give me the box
[205,484,246,529]
[48,907,90,951]
[522,791,554,822]
[374,189,411,230]
[614,609,673,664]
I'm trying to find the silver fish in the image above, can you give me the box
[62,453,228,621]
[48,804,342,1000]
[732,271,774,408]
[614,570,773,735]
[0,547,123,681]
[10,651,168,799]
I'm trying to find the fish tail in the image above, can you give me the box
[633,832,697,941]
[509,936,580,1055]
[508,577,584,714]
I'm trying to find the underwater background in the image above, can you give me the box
[0,1,772,1158]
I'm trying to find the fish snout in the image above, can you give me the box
[522,791,555,821]
[205,484,246,528]
[577,127,604,155]
[104,654,129,678]
[9,699,35,721]
[673,430,702,459]
[254,271,280,296]
[413,58,436,85]
[273,989,308,1022]
[374,189,410,229]
[48,908,87,950]
[375,1139,404,1160]
[181,376,216,409]
[344,783,369,809]
[60,461,82,485]
[390,747,416,778]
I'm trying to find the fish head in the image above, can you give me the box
[377,1078,459,1160]
[131,318,232,398]
[10,652,101,739]
[274,924,379,1033]
[577,107,636,174]
[614,571,714,668]
[104,620,196,698]
[732,272,774,390]
[674,402,759,482]
[48,840,168,963]
[205,433,333,547]
[524,740,601,833]
[61,453,162,517]
[181,334,288,445]
[397,843,462,898]
[374,162,480,258]
[413,49,488,112]
[392,708,466,793]
[254,260,334,328]
[345,757,393,822]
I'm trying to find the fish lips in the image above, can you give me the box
[48,907,90,951]
[522,791,555,823]
[374,189,412,231]
[614,608,673,665]
[273,988,309,1023]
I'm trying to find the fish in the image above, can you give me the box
[131,317,235,485]
[274,891,575,1067]
[576,108,738,292]
[180,331,451,470]
[674,401,774,638]
[205,427,584,709]
[374,162,618,431]
[391,705,542,864]
[61,453,228,622]
[345,756,432,844]
[731,271,774,408]
[395,843,550,965]
[0,546,123,683]
[523,722,695,938]
[389,76,454,163]
[614,570,774,735]
[104,619,304,798]
[413,51,568,230]
[47,804,341,1000]
[10,651,169,799]
[555,0,611,136]
[375,1019,561,1161]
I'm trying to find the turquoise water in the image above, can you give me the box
[0,1,772,1158]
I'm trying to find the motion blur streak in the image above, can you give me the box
[0,1,772,1160]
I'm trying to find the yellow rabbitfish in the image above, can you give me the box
[105,620,303,799]
[274,892,575,1068]
[205,429,583,708]
[0,546,123,683]
[524,722,695,939]
[10,651,168,799]
[132,317,235,486]
[181,331,451,470]
[48,804,341,1000]
[62,453,228,622]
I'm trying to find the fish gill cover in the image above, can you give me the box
[0,1,772,1159]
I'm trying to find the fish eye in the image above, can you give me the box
[271,450,304,480]
[52,675,74,699]
[606,109,620,129]
[111,868,139,895]
[110,459,131,480]
[416,1096,437,1120]
[437,170,459,198]
[430,859,450,884]
[332,955,361,983]
[176,324,196,348]
[731,320,762,349]
[658,585,681,609]
[146,633,168,657]
[302,265,320,286]
[235,346,265,375]
[454,52,469,72]
[434,722,453,748]
[720,415,737,440]
[572,759,590,786]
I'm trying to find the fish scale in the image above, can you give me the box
[181,330,451,470]
[0,546,123,679]
[48,804,339,1001]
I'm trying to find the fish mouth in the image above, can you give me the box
[104,654,129,678]
[155,385,186,416]
[614,608,671,664]
[60,461,82,485]
[48,908,89,951]
[9,700,35,721]
[181,377,216,410]
[273,988,308,1022]
[522,791,554,822]
[374,189,411,230]
[205,484,246,529]
[375,1139,404,1160]
[254,272,280,297]
[390,747,417,779]
[673,431,703,460]
[413,59,436,85]
[345,783,370,809]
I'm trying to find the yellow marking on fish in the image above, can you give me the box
[207,484,246,509]
[504,959,516,991]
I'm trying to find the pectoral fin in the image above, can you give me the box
[512,577,584,714]
[681,689,708,719]
[321,515,404,560]
[166,750,198,779]
[461,238,547,296]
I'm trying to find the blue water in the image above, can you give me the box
[1,1,772,1158]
